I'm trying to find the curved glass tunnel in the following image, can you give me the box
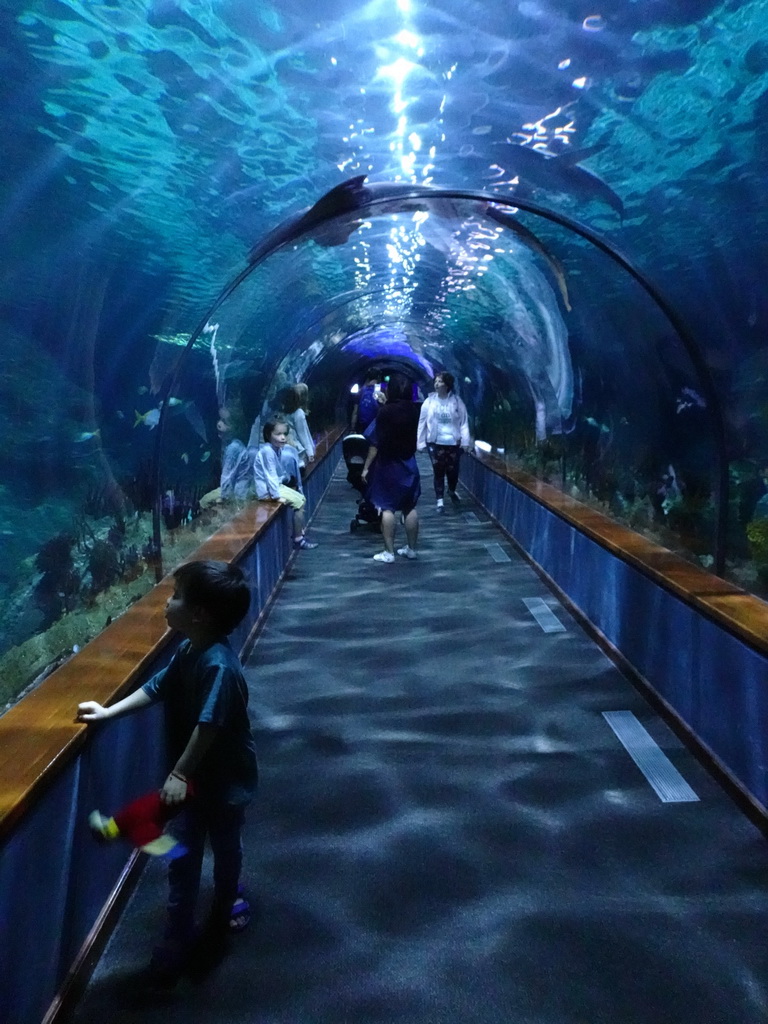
[1,0,768,708]
[163,192,721,556]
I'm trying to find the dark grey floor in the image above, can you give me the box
[69,457,768,1023]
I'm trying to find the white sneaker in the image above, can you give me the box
[436,499,445,513]
[373,551,395,563]
[397,546,417,559]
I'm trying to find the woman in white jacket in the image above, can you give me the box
[417,372,472,512]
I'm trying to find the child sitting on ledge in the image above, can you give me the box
[253,418,318,550]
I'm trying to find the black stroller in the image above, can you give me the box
[342,433,381,533]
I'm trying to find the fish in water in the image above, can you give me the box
[74,429,101,442]
[200,450,211,462]
[584,416,611,433]
[133,400,207,442]
[134,408,161,429]
[676,387,706,413]
[180,452,189,464]
[493,142,625,220]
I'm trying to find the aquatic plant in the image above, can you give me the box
[122,466,155,514]
[35,533,75,576]
[107,520,126,549]
[142,538,161,565]
[746,518,768,562]
[746,518,768,589]
[87,540,121,594]
[34,533,81,627]
[84,479,130,521]
[121,544,143,583]
[625,495,656,531]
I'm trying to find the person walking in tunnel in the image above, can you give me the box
[350,368,385,433]
[76,560,258,991]
[417,371,472,513]
[253,419,318,549]
[361,372,420,562]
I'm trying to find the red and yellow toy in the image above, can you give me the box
[89,783,195,859]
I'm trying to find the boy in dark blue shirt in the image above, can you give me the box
[77,560,258,987]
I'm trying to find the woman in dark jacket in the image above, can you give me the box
[361,373,421,563]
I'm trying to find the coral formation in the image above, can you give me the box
[87,540,121,594]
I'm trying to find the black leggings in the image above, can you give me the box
[428,443,461,498]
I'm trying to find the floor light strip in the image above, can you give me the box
[484,542,511,563]
[602,711,700,803]
[522,597,566,633]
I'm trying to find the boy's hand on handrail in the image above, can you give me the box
[76,701,109,723]
[76,689,152,724]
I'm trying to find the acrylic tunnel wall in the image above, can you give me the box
[155,183,728,575]
[0,180,750,712]
[2,0,768,717]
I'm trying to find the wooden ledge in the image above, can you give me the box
[0,426,344,838]
[476,453,768,659]
[0,500,280,837]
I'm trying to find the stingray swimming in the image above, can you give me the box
[246,175,572,311]
[246,176,421,265]
[492,142,625,220]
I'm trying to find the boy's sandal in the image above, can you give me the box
[230,895,251,932]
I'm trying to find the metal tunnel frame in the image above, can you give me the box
[150,185,729,578]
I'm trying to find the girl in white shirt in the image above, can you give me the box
[417,372,471,512]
